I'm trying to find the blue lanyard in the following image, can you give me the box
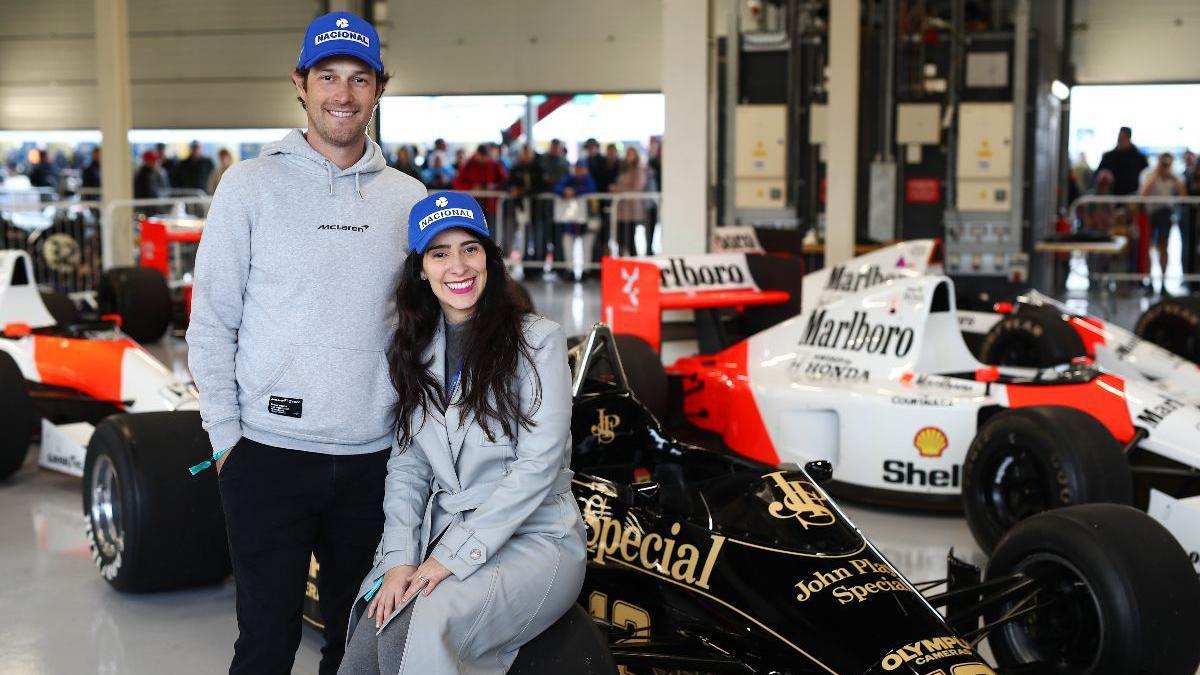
[445,361,463,406]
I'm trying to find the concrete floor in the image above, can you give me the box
[1,276,1171,673]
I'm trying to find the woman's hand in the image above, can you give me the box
[401,557,451,603]
[366,565,418,627]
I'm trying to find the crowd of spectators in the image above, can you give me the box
[1072,126,1200,286]
[385,136,663,266]
[4,135,662,268]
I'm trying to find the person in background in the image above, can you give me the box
[1140,152,1186,292]
[391,146,422,182]
[27,149,59,190]
[452,147,467,173]
[156,142,180,188]
[177,140,216,193]
[538,138,569,188]
[1182,150,1199,279]
[506,145,545,262]
[453,143,507,228]
[428,137,448,166]
[134,150,171,214]
[207,148,234,195]
[610,146,649,256]
[81,147,102,191]
[1097,127,1147,197]
[422,152,455,190]
[553,161,596,273]
[1072,152,1093,197]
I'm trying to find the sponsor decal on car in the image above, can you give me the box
[588,592,651,644]
[655,255,754,292]
[913,427,949,457]
[793,557,907,604]
[878,636,976,671]
[892,395,955,407]
[825,264,905,293]
[1137,396,1185,427]
[882,460,961,488]
[791,354,871,383]
[899,372,984,394]
[580,494,724,590]
[591,408,621,444]
[801,309,915,357]
[763,471,836,529]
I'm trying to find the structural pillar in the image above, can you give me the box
[660,0,710,255]
[824,0,860,265]
[96,0,134,268]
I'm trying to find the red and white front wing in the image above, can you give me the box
[1,333,198,477]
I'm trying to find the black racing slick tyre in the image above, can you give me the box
[963,406,1132,553]
[39,290,82,326]
[98,266,171,344]
[0,351,34,480]
[510,604,618,674]
[978,305,1086,368]
[83,411,230,592]
[613,333,669,424]
[1134,296,1200,363]
[985,504,1200,674]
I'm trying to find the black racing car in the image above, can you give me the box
[564,326,1200,674]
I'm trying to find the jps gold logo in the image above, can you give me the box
[764,471,836,529]
[591,408,621,444]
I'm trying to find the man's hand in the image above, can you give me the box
[401,557,451,603]
[366,565,418,627]
[215,446,235,474]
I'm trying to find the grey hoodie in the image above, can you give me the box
[187,130,427,455]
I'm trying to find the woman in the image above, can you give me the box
[339,192,585,675]
[1140,152,1186,290]
[610,146,648,255]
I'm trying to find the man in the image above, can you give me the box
[186,12,426,675]
[81,147,101,190]
[507,145,546,260]
[421,151,455,189]
[155,142,180,187]
[133,150,170,213]
[177,140,216,193]
[1096,126,1148,196]
[452,142,507,223]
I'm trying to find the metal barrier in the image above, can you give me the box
[100,197,212,270]
[0,198,103,294]
[1058,194,1200,309]
[492,192,657,277]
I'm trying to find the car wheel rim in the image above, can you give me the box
[987,446,1052,530]
[999,553,1102,669]
[89,455,124,559]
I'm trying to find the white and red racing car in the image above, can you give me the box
[601,246,1200,563]
[0,249,228,591]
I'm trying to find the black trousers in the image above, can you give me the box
[218,437,389,675]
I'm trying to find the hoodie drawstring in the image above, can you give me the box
[323,159,365,200]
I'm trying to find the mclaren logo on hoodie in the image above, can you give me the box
[316,224,370,233]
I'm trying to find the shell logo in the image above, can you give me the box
[913,426,948,458]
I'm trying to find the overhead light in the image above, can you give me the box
[1051,80,1070,101]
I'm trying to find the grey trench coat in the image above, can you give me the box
[347,315,586,674]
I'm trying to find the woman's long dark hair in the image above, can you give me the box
[388,234,539,445]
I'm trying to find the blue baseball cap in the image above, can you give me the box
[409,192,490,254]
[298,12,384,73]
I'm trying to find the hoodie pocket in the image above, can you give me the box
[254,344,396,445]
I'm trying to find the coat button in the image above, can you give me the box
[470,549,482,560]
